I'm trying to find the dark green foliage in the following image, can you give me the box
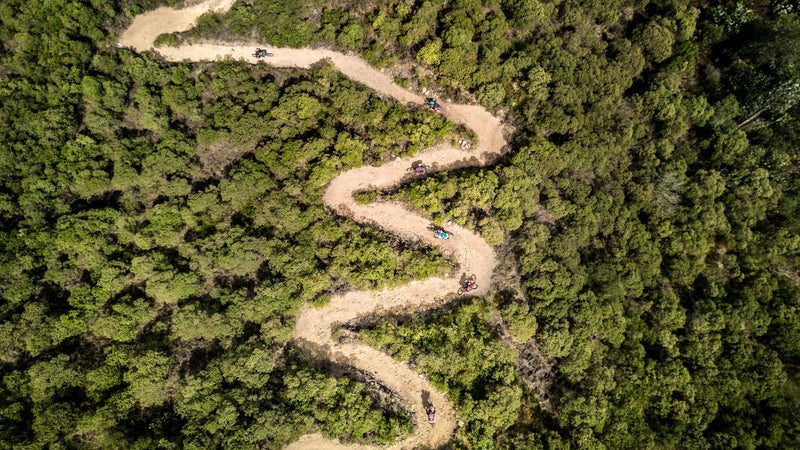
[362,300,523,448]
[220,0,317,47]
[282,351,413,444]
[280,0,800,448]
[0,1,467,445]
[3,0,800,448]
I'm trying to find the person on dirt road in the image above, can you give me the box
[426,403,436,424]
[122,2,506,448]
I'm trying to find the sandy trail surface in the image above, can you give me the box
[120,2,509,448]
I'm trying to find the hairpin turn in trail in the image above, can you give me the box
[121,2,508,447]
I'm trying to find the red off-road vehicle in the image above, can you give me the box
[458,274,478,295]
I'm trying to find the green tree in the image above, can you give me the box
[124,351,172,408]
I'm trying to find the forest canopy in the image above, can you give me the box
[2,0,800,448]
[0,0,460,446]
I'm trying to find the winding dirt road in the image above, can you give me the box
[120,2,508,448]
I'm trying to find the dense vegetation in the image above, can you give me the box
[2,0,800,448]
[360,299,523,449]
[212,0,800,447]
[0,0,464,446]
[278,0,799,447]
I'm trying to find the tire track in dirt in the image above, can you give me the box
[120,2,508,448]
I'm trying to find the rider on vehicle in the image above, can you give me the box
[426,403,436,424]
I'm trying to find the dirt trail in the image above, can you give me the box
[120,2,508,448]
